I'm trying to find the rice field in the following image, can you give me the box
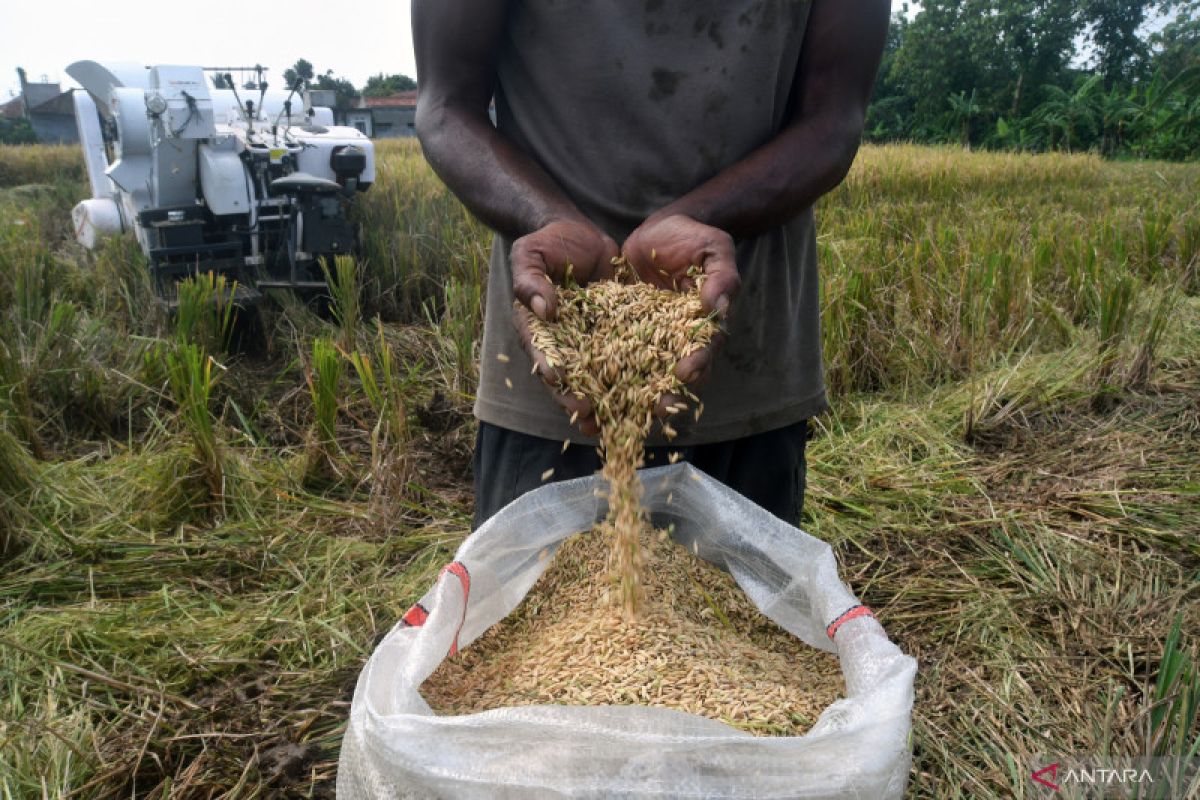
[0,138,1197,797]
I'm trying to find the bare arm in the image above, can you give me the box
[642,0,890,241]
[624,0,891,313]
[414,0,574,239]
[413,0,618,321]
[414,0,616,433]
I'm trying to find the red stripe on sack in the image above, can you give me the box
[439,561,471,656]
[826,605,874,640]
[400,603,429,628]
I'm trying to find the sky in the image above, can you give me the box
[2,2,1178,103]
[1,0,417,101]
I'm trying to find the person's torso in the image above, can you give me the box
[477,0,828,445]
[495,0,813,239]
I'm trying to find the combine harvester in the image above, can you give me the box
[66,61,375,304]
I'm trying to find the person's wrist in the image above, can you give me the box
[533,209,592,233]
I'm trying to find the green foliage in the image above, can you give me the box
[348,326,413,448]
[304,336,346,487]
[423,273,482,396]
[0,118,37,145]
[320,254,361,349]
[172,271,238,354]
[161,342,225,508]
[872,1,1200,159]
[282,58,315,89]
[1148,615,1200,761]
[312,71,361,111]
[362,73,417,97]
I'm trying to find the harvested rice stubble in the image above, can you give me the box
[422,528,845,736]
[525,273,718,615]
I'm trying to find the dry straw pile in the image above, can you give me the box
[423,527,844,735]
[526,268,717,614]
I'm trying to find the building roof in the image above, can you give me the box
[22,81,61,109]
[28,90,75,116]
[1,96,23,119]
[363,90,418,108]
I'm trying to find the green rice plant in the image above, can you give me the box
[355,139,491,321]
[161,342,225,508]
[0,340,43,460]
[349,325,412,446]
[422,271,482,396]
[0,419,35,558]
[1138,208,1172,279]
[0,299,85,457]
[10,240,51,326]
[1127,284,1179,390]
[320,254,361,349]
[304,336,345,485]
[1094,270,1138,408]
[92,235,156,332]
[1179,214,1200,295]
[348,325,418,498]
[173,271,238,354]
[1146,615,1200,762]
[0,144,84,186]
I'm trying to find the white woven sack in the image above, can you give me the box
[338,463,917,799]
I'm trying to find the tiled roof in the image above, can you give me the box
[29,90,75,116]
[1,96,23,119]
[363,90,418,108]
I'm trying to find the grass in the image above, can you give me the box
[161,342,226,510]
[0,140,1197,797]
[173,272,239,355]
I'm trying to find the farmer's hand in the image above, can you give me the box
[513,302,600,437]
[623,214,738,420]
[511,219,617,437]
[511,219,619,321]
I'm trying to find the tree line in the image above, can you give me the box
[868,0,1200,160]
[280,59,416,112]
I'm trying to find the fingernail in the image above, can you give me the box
[715,294,730,318]
[683,370,701,384]
[531,295,548,319]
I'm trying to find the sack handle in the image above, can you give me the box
[825,604,875,640]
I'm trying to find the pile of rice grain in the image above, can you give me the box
[422,528,844,736]
[525,269,717,614]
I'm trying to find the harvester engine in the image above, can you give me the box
[66,61,375,302]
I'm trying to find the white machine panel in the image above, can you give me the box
[199,142,251,215]
[73,92,110,199]
[149,66,215,139]
[291,126,376,185]
[72,198,124,250]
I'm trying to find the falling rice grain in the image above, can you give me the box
[526,263,717,615]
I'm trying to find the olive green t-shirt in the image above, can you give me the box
[475,0,827,446]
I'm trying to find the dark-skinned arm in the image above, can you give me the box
[624,0,892,310]
[413,0,616,434]
[412,0,618,322]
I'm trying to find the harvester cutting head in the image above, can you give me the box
[66,61,375,304]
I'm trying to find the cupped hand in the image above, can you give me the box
[513,302,600,437]
[509,218,615,436]
[622,213,740,318]
[511,219,619,321]
[623,214,738,422]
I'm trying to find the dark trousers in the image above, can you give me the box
[472,420,809,529]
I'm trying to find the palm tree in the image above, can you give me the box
[946,89,982,149]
